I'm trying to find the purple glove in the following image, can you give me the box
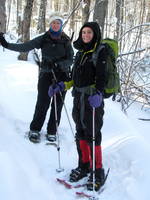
[88,92,103,108]
[48,81,65,97]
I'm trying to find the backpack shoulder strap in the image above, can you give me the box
[92,43,106,66]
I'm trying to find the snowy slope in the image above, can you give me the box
[0,47,150,200]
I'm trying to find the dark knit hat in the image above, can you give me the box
[73,22,101,51]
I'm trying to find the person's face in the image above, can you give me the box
[81,27,94,43]
[50,20,62,32]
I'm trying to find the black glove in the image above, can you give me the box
[0,32,8,48]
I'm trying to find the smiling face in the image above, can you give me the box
[50,20,62,32]
[81,27,94,43]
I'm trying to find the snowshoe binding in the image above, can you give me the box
[87,168,105,191]
[69,167,89,182]
[46,134,56,142]
[28,130,41,143]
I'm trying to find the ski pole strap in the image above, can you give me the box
[52,78,57,88]
[51,69,57,82]
[70,32,74,42]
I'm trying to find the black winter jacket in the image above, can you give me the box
[72,45,107,93]
[72,22,107,93]
[6,31,74,73]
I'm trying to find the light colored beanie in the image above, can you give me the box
[49,12,64,24]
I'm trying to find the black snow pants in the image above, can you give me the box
[30,72,66,135]
[72,91,104,145]
[72,91,104,169]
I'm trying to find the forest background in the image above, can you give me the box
[0,0,150,114]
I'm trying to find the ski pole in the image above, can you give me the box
[51,69,74,138]
[92,107,96,198]
[52,79,64,173]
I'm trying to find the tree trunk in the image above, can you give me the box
[37,0,47,34]
[54,0,59,11]
[93,0,108,38]
[63,0,69,12]
[82,0,91,24]
[146,0,150,22]
[115,0,121,40]
[69,0,76,34]
[16,0,22,37]
[6,0,12,31]
[18,0,34,61]
[0,0,6,32]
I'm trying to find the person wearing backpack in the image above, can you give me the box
[48,22,108,191]
[0,12,74,143]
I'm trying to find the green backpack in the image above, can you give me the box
[92,38,120,99]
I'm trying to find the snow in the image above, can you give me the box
[0,46,150,200]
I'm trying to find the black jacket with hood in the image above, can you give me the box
[5,31,74,76]
[72,22,107,93]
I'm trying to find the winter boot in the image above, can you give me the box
[46,134,56,142]
[69,164,90,182]
[69,139,91,182]
[87,168,105,191]
[28,130,41,143]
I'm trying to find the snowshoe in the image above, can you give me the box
[46,134,56,142]
[28,131,41,143]
[69,167,89,182]
[87,168,105,191]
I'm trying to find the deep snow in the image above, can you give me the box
[0,47,150,200]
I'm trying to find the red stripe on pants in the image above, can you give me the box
[95,145,102,169]
[79,140,91,163]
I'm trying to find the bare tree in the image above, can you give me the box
[115,0,121,40]
[18,0,34,61]
[62,0,82,39]
[93,0,108,37]
[6,0,12,31]
[0,0,6,32]
[69,0,79,34]
[118,23,150,112]
[37,0,47,34]
[16,0,23,36]
[54,0,59,11]
[62,0,70,13]
[146,0,150,22]
[82,0,91,24]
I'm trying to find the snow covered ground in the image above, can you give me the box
[0,47,150,200]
